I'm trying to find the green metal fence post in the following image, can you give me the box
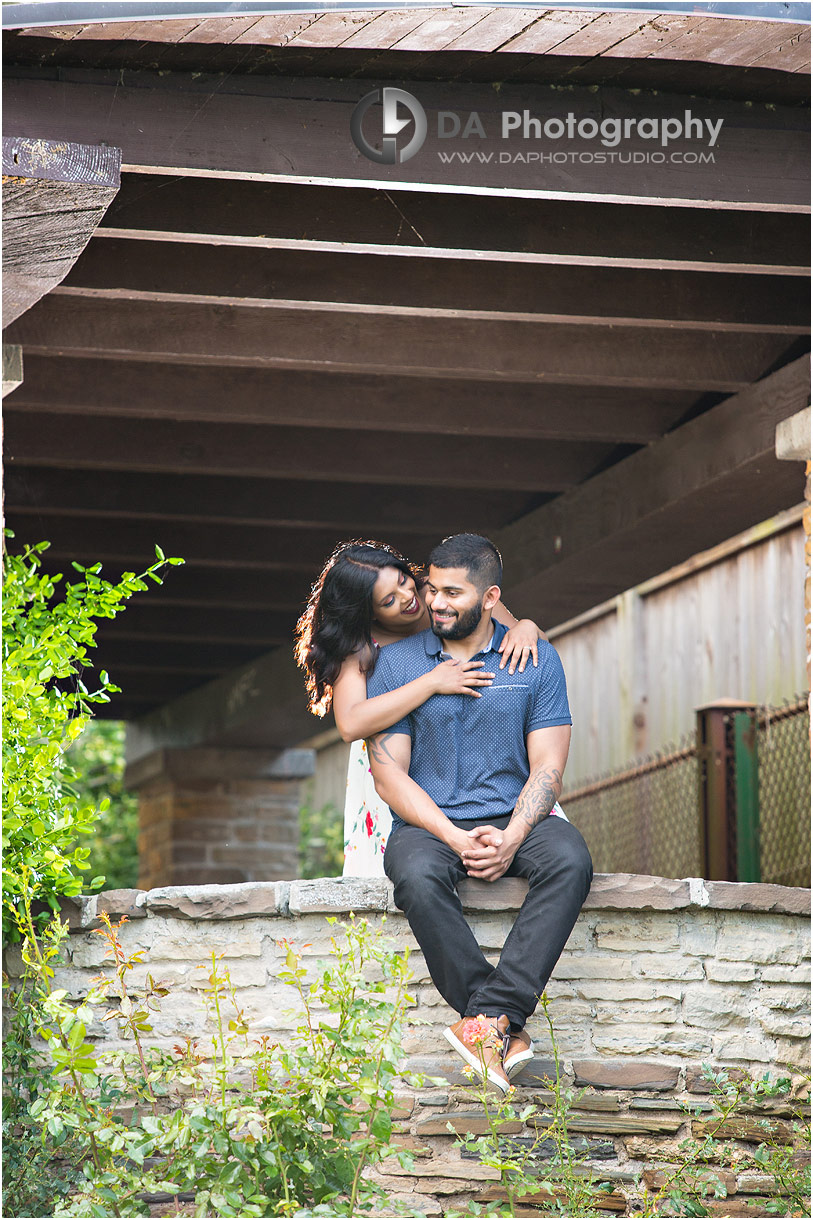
[733,709,761,882]
[696,699,758,882]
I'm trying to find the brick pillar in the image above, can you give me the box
[125,748,315,890]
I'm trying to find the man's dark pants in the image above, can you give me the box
[384,813,593,1032]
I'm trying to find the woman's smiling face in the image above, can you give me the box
[371,565,425,627]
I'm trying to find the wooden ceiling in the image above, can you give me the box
[2,8,810,737]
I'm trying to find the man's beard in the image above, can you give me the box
[432,601,483,640]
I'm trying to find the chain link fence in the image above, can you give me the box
[757,697,810,888]
[563,695,810,885]
[563,732,702,879]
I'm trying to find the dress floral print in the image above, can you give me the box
[343,738,391,876]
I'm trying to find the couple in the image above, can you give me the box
[295,533,593,1092]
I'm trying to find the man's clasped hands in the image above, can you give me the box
[457,824,521,883]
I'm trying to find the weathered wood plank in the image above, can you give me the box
[10,354,694,442]
[7,290,794,390]
[658,17,809,69]
[443,8,541,53]
[496,356,811,625]
[544,11,649,57]
[12,11,810,73]
[4,71,806,209]
[749,25,811,72]
[49,21,145,42]
[2,136,120,186]
[496,10,599,54]
[2,136,120,325]
[230,14,322,45]
[3,409,610,493]
[332,9,432,49]
[604,14,709,60]
[386,8,494,52]
[96,174,810,273]
[283,12,379,49]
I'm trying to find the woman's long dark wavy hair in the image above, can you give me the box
[294,540,421,716]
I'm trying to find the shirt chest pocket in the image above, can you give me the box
[473,683,531,737]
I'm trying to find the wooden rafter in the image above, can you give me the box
[2,135,120,324]
[5,291,795,390]
[496,355,812,625]
[3,72,808,208]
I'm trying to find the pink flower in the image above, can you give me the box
[462,1015,496,1046]
[365,810,375,837]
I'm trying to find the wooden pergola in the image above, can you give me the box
[3,4,810,768]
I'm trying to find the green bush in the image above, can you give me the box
[7,908,416,1218]
[299,799,345,878]
[2,536,182,942]
[67,721,139,892]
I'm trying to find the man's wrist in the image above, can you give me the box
[505,818,528,848]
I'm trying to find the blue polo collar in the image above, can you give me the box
[422,618,508,659]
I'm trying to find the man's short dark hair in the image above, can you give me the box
[427,534,503,594]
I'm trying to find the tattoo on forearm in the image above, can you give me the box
[511,765,563,830]
[366,732,401,766]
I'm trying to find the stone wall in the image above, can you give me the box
[13,874,810,1216]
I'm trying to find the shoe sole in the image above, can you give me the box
[504,1045,534,1080]
[443,1026,510,1094]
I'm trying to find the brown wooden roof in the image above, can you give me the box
[2,10,809,741]
[11,8,811,74]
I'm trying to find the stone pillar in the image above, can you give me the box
[776,407,811,687]
[125,748,315,890]
[2,344,23,397]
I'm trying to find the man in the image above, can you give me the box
[366,533,592,1093]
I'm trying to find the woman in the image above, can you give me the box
[295,540,548,876]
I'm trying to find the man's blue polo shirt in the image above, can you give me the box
[366,619,571,827]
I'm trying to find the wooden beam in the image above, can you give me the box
[3,71,808,209]
[5,292,796,391]
[92,603,296,648]
[93,637,268,674]
[4,465,549,535]
[97,673,209,707]
[4,410,611,492]
[67,238,811,331]
[93,175,811,275]
[2,512,446,573]
[124,637,320,759]
[2,136,120,324]
[496,356,812,626]
[8,357,697,443]
[776,407,811,463]
[35,562,313,613]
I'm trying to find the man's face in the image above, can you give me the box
[425,565,486,640]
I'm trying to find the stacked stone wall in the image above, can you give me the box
[10,874,809,1216]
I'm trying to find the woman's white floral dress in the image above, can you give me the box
[342,738,391,876]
